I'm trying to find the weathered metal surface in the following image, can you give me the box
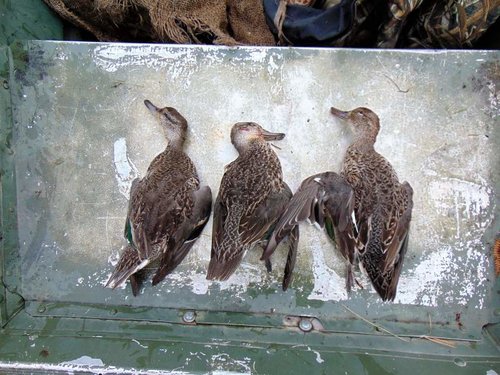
[6,41,499,335]
[1,40,499,372]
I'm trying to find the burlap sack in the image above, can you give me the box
[43,0,276,45]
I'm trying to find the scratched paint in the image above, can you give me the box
[113,137,139,199]
[0,361,185,374]
[10,42,498,331]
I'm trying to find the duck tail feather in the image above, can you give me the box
[105,245,149,291]
[206,252,244,281]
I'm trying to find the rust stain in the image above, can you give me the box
[455,312,464,330]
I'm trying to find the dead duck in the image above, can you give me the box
[106,100,212,296]
[331,106,413,301]
[262,171,356,291]
[207,122,298,290]
[264,107,413,301]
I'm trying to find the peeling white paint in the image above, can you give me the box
[210,353,252,374]
[60,355,104,367]
[131,339,149,349]
[0,361,186,374]
[113,137,139,199]
[93,44,198,73]
[164,260,266,297]
[307,230,348,301]
[306,347,325,364]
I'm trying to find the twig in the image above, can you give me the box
[420,335,457,348]
[271,143,282,150]
[383,74,410,93]
[342,304,410,343]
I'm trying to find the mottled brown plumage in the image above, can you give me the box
[106,100,212,295]
[263,172,355,290]
[207,122,298,289]
[331,106,413,301]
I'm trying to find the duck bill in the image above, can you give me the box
[144,99,160,114]
[261,128,285,141]
[330,106,349,120]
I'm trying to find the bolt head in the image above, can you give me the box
[183,311,196,323]
[299,318,313,332]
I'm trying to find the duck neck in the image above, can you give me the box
[167,135,186,150]
[237,139,268,156]
[351,133,376,152]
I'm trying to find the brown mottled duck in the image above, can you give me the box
[106,100,212,296]
[207,122,298,290]
[265,107,413,301]
[332,106,413,301]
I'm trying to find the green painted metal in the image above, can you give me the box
[0,39,498,373]
[0,0,63,45]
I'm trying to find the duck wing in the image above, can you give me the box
[152,185,212,285]
[106,179,151,292]
[206,194,242,281]
[262,172,354,260]
[239,185,292,245]
[207,184,291,281]
[360,182,413,301]
[282,224,299,291]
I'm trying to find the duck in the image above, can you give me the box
[264,107,413,301]
[330,106,413,301]
[262,171,356,291]
[106,100,212,296]
[207,122,298,290]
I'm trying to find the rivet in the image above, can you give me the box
[494,308,500,316]
[37,305,46,313]
[298,318,313,332]
[182,311,196,323]
[110,308,118,315]
[454,358,466,367]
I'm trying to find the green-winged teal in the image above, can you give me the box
[262,171,355,289]
[331,106,413,301]
[264,107,413,301]
[207,122,298,290]
[106,100,212,296]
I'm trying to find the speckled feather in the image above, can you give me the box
[333,106,414,301]
[106,101,212,295]
[263,172,355,290]
[207,122,296,287]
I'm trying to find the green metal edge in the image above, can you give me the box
[0,44,24,327]
[0,0,63,45]
[0,308,499,373]
[22,301,481,341]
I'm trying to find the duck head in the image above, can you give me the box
[330,106,380,143]
[144,100,188,147]
[231,122,285,154]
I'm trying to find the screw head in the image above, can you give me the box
[299,318,313,332]
[182,311,196,323]
[454,358,466,367]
